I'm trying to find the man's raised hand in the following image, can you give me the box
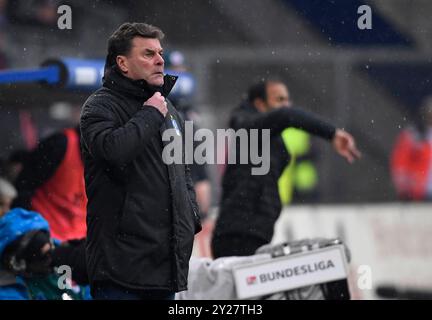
[144,92,168,117]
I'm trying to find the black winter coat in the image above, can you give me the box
[213,103,335,246]
[80,67,201,293]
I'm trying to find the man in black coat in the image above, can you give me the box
[80,22,201,300]
[211,80,361,258]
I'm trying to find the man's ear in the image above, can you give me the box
[254,98,268,113]
[116,55,129,73]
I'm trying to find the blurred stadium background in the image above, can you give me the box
[1,0,432,299]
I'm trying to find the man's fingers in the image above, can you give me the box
[338,144,355,164]
[352,147,362,159]
[143,92,168,117]
[346,135,361,160]
[343,150,354,164]
[347,148,361,163]
[334,130,361,163]
[348,139,362,159]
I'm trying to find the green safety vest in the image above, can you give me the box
[278,128,318,205]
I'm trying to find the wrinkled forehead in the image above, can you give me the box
[131,37,163,51]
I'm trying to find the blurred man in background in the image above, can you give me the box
[12,125,87,241]
[211,79,361,258]
[391,95,432,201]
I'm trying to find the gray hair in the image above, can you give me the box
[106,22,165,69]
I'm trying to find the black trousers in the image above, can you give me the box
[92,281,175,300]
[211,233,268,259]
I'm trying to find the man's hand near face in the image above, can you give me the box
[144,92,168,117]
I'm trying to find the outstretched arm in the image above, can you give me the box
[231,106,336,139]
[232,106,361,163]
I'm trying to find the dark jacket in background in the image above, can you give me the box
[13,126,87,241]
[80,67,201,293]
[212,103,335,257]
[13,126,80,209]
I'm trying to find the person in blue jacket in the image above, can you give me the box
[0,207,86,300]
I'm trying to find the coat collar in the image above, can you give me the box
[103,66,178,101]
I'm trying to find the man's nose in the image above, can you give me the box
[155,53,164,65]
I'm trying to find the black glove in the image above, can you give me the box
[51,238,89,286]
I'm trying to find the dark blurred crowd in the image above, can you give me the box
[0,0,9,70]
[0,0,63,70]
